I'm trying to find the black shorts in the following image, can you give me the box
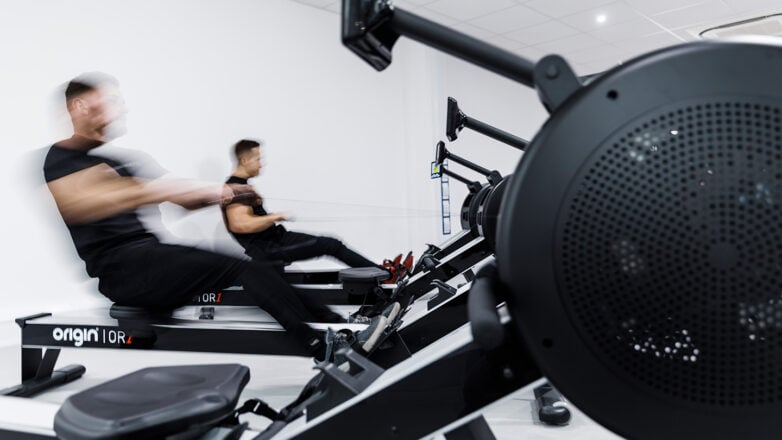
[96,239,246,308]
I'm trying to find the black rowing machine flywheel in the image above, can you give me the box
[497,40,782,440]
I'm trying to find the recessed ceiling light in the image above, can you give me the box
[596,14,607,24]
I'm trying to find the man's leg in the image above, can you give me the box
[259,231,378,268]
[99,242,329,358]
[237,259,345,325]
[242,245,345,324]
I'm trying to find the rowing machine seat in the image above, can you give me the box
[339,267,391,305]
[54,364,249,440]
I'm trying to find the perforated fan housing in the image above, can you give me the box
[497,40,782,439]
[562,100,782,407]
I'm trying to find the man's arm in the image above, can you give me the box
[47,163,232,224]
[224,204,285,234]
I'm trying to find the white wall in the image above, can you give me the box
[0,0,552,344]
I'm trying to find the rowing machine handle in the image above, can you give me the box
[468,263,504,350]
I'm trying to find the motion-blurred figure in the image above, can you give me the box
[224,139,385,270]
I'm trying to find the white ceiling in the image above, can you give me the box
[291,0,782,74]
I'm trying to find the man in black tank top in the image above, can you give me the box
[43,72,390,362]
[223,139,380,269]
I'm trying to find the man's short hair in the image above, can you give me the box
[65,72,118,104]
[234,139,262,161]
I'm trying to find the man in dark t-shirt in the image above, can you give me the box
[223,139,390,272]
[43,72,391,361]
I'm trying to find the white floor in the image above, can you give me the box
[0,319,623,439]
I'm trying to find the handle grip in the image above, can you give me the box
[468,263,504,350]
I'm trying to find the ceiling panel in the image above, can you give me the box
[590,17,663,42]
[612,31,684,52]
[292,0,782,74]
[624,0,709,16]
[409,6,460,26]
[672,27,702,40]
[651,0,735,30]
[524,0,616,18]
[533,32,606,54]
[564,44,634,64]
[510,45,550,62]
[504,20,580,46]
[425,0,517,21]
[721,0,782,14]
[469,5,549,33]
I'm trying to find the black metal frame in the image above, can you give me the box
[278,320,542,440]
[4,300,567,439]
[2,311,318,397]
[247,265,567,438]
[187,284,396,309]
[342,0,582,113]
[0,314,85,398]
[194,236,491,317]
[343,1,535,86]
[446,97,528,151]
[413,227,477,272]
[16,314,311,354]
[188,282,391,308]
[435,141,501,188]
[416,135,512,274]
[187,289,259,307]
[246,263,567,438]
[438,166,483,193]
[394,237,491,307]
[444,417,497,440]
[282,270,341,284]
